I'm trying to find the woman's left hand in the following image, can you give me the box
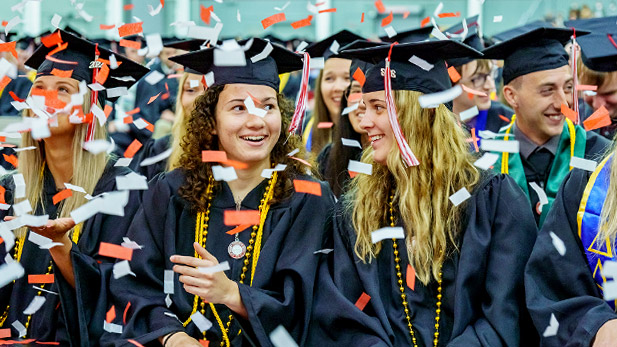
[4,216,75,243]
[171,242,238,306]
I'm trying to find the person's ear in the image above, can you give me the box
[503,84,518,109]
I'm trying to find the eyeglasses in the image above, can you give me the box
[469,68,499,89]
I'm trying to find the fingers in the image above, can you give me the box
[3,216,15,221]
[193,242,218,263]
[170,255,216,268]
[173,264,213,279]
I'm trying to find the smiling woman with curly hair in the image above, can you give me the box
[104,39,335,347]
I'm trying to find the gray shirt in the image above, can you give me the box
[513,123,560,160]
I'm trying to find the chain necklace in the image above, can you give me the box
[388,192,443,347]
[183,173,277,346]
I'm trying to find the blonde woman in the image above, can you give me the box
[309,41,538,346]
[0,30,147,344]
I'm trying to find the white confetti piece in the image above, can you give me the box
[270,325,299,347]
[191,311,213,332]
[13,200,32,216]
[287,149,299,157]
[116,172,148,191]
[64,183,87,194]
[418,85,462,108]
[189,79,200,88]
[384,26,397,38]
[121,237,143,250]
[542,313,559,337]
[549,231,566,256]
[83,140,113,155]
[603,260,617,278]
[88,83,105,92]
[237,9,241,22]
[212,165,237,182]
[28,230,54,247]
[274,1,290,11]
[371,226,405,244]
[70,191,130,224]
[328,40,340,55]
[0,225,15,252]
[244,96,267,117]
[113,260,136,279]
[14,146,37,152]
[13,174,25,199]
[473,152,500,170]
[133,118,150,130]
[164,269,174,294]
[341,102,359,115]
[449,187,471,206]
[145,70,165,85]
[493,15,503,23]
[204,71,215,88]
[0,261,24,289]
[145,33,164,59]
[214,42,247,67]
[348,160,372,175]
[106,86,128,98]
[187,23,223,43]
[433,2,444,17]
[409,55,434,71]
[5,16,22,36]
[480,139,520,153]
[147,3,163,16]
[296,41,309,52]
[342,138,362,149]
[12,320,26,337]
[165,294,172,307]
[115,158,133,167]
[459,106,479,122]
[313,248,333,254]
[250,42,273,63]
[478,130,501,139]
[198,261,230,274]
[103,320,123,334]
[23,296,46,315]
[21,214,49,228]
[51,14,62,28]
[569,157,597,172]
[140,147,173,167]
[309,57,324,70]
[431,27,448,40]
[529,182,549,207]
[603,280,617,301]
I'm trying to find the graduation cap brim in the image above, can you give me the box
[490,20,550,43]
[564,16,617,34]
[338,40,388,77]
[164,39,207,52]
[169,38,304,91]
[379,26,433,43]
[305,30,364,59]
[25,29,150,102]
[578,33,617,72]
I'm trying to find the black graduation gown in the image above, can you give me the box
[0,160,140,346]
[0,76,32,116]
[525,169,617,346]
[308,173,539,346]
[102,169,335,346]
[485,101,514,133]
[128,135,171,182]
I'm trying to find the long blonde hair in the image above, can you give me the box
[310,70,333,155]
[15,89,108,238]
[167,72,191,171]
[349,90,481,284]
[598,140,617,246]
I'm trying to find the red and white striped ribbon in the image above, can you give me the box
[570,29,580,125]
[86,43,101,142]
[288,52,310,134]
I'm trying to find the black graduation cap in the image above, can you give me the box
[564,16,617,34]
[169,38,304,91]
[577,34,617,72]
[490,20,550,43]
[379,26,433,43]
[305,30,364,60]
[165,39,207,52]
[25,29,149,104]
[339,40,387,77]
[263,34,287,47]
[444,16,485,67]
[341,40,483,94]
[482,27,588,85]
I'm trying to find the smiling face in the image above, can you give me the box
[214,84,281,166]
[30,75,80,138]
[347,80,366,135]
[503,64,573,145]
[360,90,394,165]
[453,60,496,113]
[320,57,351,120]
[583,72,617,121]
[181,73,205,116]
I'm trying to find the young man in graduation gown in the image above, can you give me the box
[483,27,610,226]
[308,40,538,346]
[100,38,335,347]
[0,29,147,345]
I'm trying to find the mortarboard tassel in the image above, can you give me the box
[570,28,580,125]
[288,52,310,135]
[86,43,101,143]
[384,43,420,167]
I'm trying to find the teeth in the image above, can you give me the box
[242,136,265,141]
[370,135,383,143]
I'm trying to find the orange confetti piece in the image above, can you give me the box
[224,210,260,226]
[126,107,140,115]
[583,106,611,131]
[223,159,249,170]
[226,224,252,235]
[470,128,479,153]
[45,55,78,65]
[200,340,210,347]
[318,122,334,129]
[201,150,227,163]
[147,92,161,105]
[28,274,55,284]
[143,118,154,132]
[123,116,134,124]
[361,12,365,23]
[438,12,461,18]
[577,84,597,91]
[200,5,213,25]
[123,4,134,10]
[381,11,393,27]
[447,66,461,83]
[119,39,141,50]
[3,154,17,168]
[123,302,131,324]
[262,12,286,29]
[0,185,6,204]
[127,339,145,347]
[561,104,578,122]
[318,8,336,13]
[374,0,386,13]
[348,170,358,178]
[406,264,415,290]
[403,11,410,19]
[499,114,510,123]
[291,15,313,29]
[353,67,366,87]
[348,92,362,103]
[99,24,116,30]
[354,292,371,311]
[293,180,322,196]
[99,242,133,261]
[41,31,63,48]
[106,305,116,323]
[124,139,143,158]
[461,84,487,97]
[47,41,69,58]
[52,189,72,205]
[0,41,17,59]
[160,0,165,7]
[1,21,7,27]
[95,63,110,85]
[118,22,143,38]
[0,75,11,90]
[50,68,73,78]
[291,156,312,167]
[0,328,10,338]
[420,16,431,27]
[104,105,113,118]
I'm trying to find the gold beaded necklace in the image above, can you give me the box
[388,193,443,347]
[182,173,278,346]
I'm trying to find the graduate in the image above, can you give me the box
[444,16,514,135]
[524,28,617,347]
[0,29,147,344]
[303,30,363,155]
[129,39,205,181]
[308,40,539,346]
[103,38,335,346]
[483,27,610,226]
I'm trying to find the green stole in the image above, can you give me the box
[493,116,587,226]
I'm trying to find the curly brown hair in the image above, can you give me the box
[178,84,313,212]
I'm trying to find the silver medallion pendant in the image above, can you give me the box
[228,238,247,259]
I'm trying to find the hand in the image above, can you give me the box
[171,242,238,306]
[4,216,75,243]
[161,331,202,347]
[593,319,617,347]
[160,109,176,122]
